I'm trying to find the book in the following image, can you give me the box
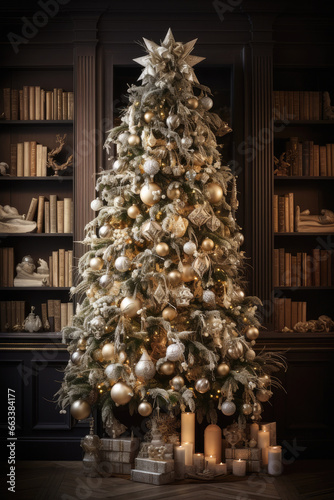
[326,144,332,176]
[277,299,285,331]
[64,251,69,287]
[68,92,74,120]
[17,143,24,177]
[36,195,45,233]
[64,198,72,233]
[314,144,320,176]
[284,298,292,329]
[296,253,302,286]
[26,197,38,221]
[46,91,52,120]
[29,86,35,120]
[0,302,7,331]
[10,143,17,176]
[30,141,37,176]
[57,88,63,120]
[23,86,29,120]
[11,89,18,120]
[19,90,23,120]
[278,196,285,232]
[62,92,68,120]
[8,248,14,286]
[54,300,61,332]
[288,192,294,232]
[67,302,73,325]
[53,88,58,121]
[59,249,65,287]
[313,249,321,286]
[291,255,297,287]
[52,251,58,287]
[47,299,54,331]
[23,141,30,176]
[3,88,11,119]
[273,249,279,287]
[291,302,298,328]
[68,250,73,286]
[320,250,328,286]
[320,146,327,176]
[61,303,68,329]
[49,256,53,287]
[57,200,64,233]
[40,89,45,120]
[36,144,43,176]
[44,201,50,233]
[302,141,310,176]
[293,91,299,120]
[284,194,289,232]
[50,195,57,233]
[2,248,9,286]
[279,248,285,286]
[35,86,41,120]
[41,303,47,329]
[42,146,48,176]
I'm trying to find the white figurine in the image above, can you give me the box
[14,255,50,287]
[0,205,36,233]
[0,162,9,175]
[23,306,42,333]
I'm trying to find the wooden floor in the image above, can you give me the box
[1,460,334,500]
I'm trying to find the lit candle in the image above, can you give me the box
[205,455,216,471]
[181,412,195,446]
[204,424,222,463]
[193,453,205,472]
[174,445,186,479]
[250,423,259,443]
[215,462,227,475]
[181,441,193,466]
[232,459,246,476]
[268,446,282,476]
[258,429,270,465]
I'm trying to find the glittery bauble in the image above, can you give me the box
[168,270,182,286]
[138,400,153,417]
[256,389,271,402]
[205,182,223,204]
[217,362,230,376]
[114,196,125,207]
[171,375,184,391]
[90,257,104,271]
[249,439,257,448]
[201,96,214,110]
[159,361,175,376]
[92,348,104,362]
[195,377,210,394]
[70,400,91,420]
[162,306,177,321]
[227,341,244,359]
[234,289,245,301]
[113,159,125,173]
[118,350,127,363]
[90,316,106,336]
[128,134,140,146]
[242,403,253,415]
[91,198,103,211]
[253,401,262,415]
[135,350,156,381]
[258,374,271,388]
[246,326,259,340]
[187,97,199,109]
[77,338,87,351]
[143,158,160,176]
[140,182,162,206]
[181,136,193,148]
[221,400,236,416]
[127,205,141,219]
[115,256,131,272]
[201,238,215,251]
[183,241,196,255]
[120,296,142,318]
[110,382,133,406]
[101,342,115,361]
[167,186,181,200]
[155,242,169,256]
[166,114,180,129]
[99,273,112,288]
[71,350,83,365]
[245,349,256,361]
[99,224,112,238]
[144,111,154,123]
[105,363,117,380]
[166,343,183,362]
[234,232,245,246]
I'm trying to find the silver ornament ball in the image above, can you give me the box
[143,158,160,176]
[202,290,216,305]
[99,224,112,239]
[114,196,125,207]
[114,256,131,272]
[138,400,153,417]
[171,375,184,391]
[221,400,236,416]
[183,241,197,255]
[99,274,112,288]
[242,403,253,415]
[201,96,214,110]
[90,198,103,211]
[195,377,210,394]
[113,159,125,173]
[181,136,193,148]
[166,343,184,362]
[135,350,156,381]
[166,114,180,129]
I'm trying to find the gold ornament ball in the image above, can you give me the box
[155,242,169,257]
[140,182,162,206]
[187,97,199,109]
[71,351,83,365]
[70,400,91,420]
[246,326,259,340]
[227,341,244,359]
[101,342,115,361]
[256,389,271,402]
[128,134,140,146]
[201,238,215,251]
[205,182,223,204]
[253,401,262,415]
[181,263,196,282]
[118,350,127,364]
[162,306,177,321]
[242,403,253,415]
[245,349,256,361]
[110,381,133,406]
[258,374,271,388]
[77,338,87,351]
[144,111,154,123]
[89,257,104,271]
[127,205,141,219]
[92,348,104,362]
[168,270,182,286]
[159,361,175,376]
[167,187,181,200]
[138,400,153,417]
[120,296,142,318]
[195,377,211,394]
[217,362,230,377]
[171,375,184,391]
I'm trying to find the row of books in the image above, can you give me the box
[284,138,334,176]
[2,87,74,121]
[274,298,307,331]
[26,195,73,234]
[0,301,25,331]
[273,91,323,121]
[0,248,14,286]
[273,248,332,287]
[49,249,73,288]
[10,141,48,177]
[43,300,73,332]
[273,193,294,233]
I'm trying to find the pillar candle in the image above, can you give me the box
[204,455,216,471]
[181,412,195,445]
[204,424,222,463]
[181,441,193,466]
[250,423,259,443]
[215,462,227,475]
[258,429,270,465]
[233,459,246,476]
[174,445,185,479]
[193,453,205,472]
[268,446,282,476]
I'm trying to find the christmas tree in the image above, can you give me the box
[57,29,284,431]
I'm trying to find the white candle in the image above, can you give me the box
[215,462,227,475]
[258,429,270,465]
[250,423,259,443]
[193,453,205,472]
[205,455,216,471]
[174,445,185,479]
[181,441,193,466]
[268,446,282,476]
[204,424,222,463]
[181,412,195,445]
[233,459,246,476]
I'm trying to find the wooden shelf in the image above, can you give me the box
[0,233,73,237]
[260,331,334,339]
[0,287,71,291]
[0,332,63,339]
[274,176,334,180]
[0,120,73,125]
[274,232,334,236]
[274,286,334,290]
[274,120,334,125]
[0,176,73,181]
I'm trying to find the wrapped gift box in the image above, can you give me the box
[226,458,261,473]
[101,437,140,453]
[225,447,261,461]
[135,458,174,474]
[131,469,175,485]
[101,450,136,463]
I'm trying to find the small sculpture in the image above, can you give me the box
[223,422,245,448]
[0,162,9,176]
[23,306,42,333]
[14,255,50,287]
[148,444,166,461]
[47,134,73,176]
[323,91,334,119]
[274,151,296,176]
[295,207,334,232]
[0,205,36,233]
[81,418,102,478]
[104,414,127,438]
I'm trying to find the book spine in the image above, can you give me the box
[320,146,327,176]
[23,86,29,120]
[35,86,41,120]
[40,89,45,120]
[291,302,298,329]
[3,88,11,119]
[320,250,328,286]
[293,91,299,120]
[67,302,73,325]
[41,303,47,329]
[54,300,61,332]
[331,144,334,176]
[53,88,58,120]
[11,89,18,120]
[59,249,65,287]
[36,144,43,177]
[36,195,45,233]
[57,200,64,233]
[296,252,302,287]
[42,146,47,176]
[278,298,285,331]
[8,248,14,287]
[23,141,30,177]
[46,91,52,120]
[44,201,50,233]
[49,256,53,287]
[303,91,310,120]
[284,298,292,330]
[284,194,289,233]
[0,302,7,331]
[313,144,320,176]
[19,90,23,120]
[10,143,17,176]
[62,92,68,120]
[49,195,57,233]
[64,251,69,287]
[326,144,332,177]
[309,141,314,176]
[289,192,294,232]
[313,249,321,286]
[30,141,37,176]
[291,255,297,287]
[47,299,54,331]
[29,86,35,120]
[60,303,68,330]
[63,198,72,233]
[52,251,58,287]
[26,197,38,221]
[68,92,74,120]
[278,196,285,232]
[302,141,310,176]
[68,250,73,287]
[279,248,285,286]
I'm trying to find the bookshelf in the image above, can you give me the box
[0,67,74,336]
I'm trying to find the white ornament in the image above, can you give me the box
[114,196,125,207]
[181,136,193,149]
[166,343,184,362]
[113,159,125,173]
[115,256,131,272]
[135,350,156,381]
[183,241,196,255]
[202,290,216,305]
[143,158,160,176]
[221,400,236,416]
[90,198,103,211]
[201,96,213,110]
[166,114,180,129]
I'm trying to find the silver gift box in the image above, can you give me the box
[131,469,175,485]
[135,458,174,474]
